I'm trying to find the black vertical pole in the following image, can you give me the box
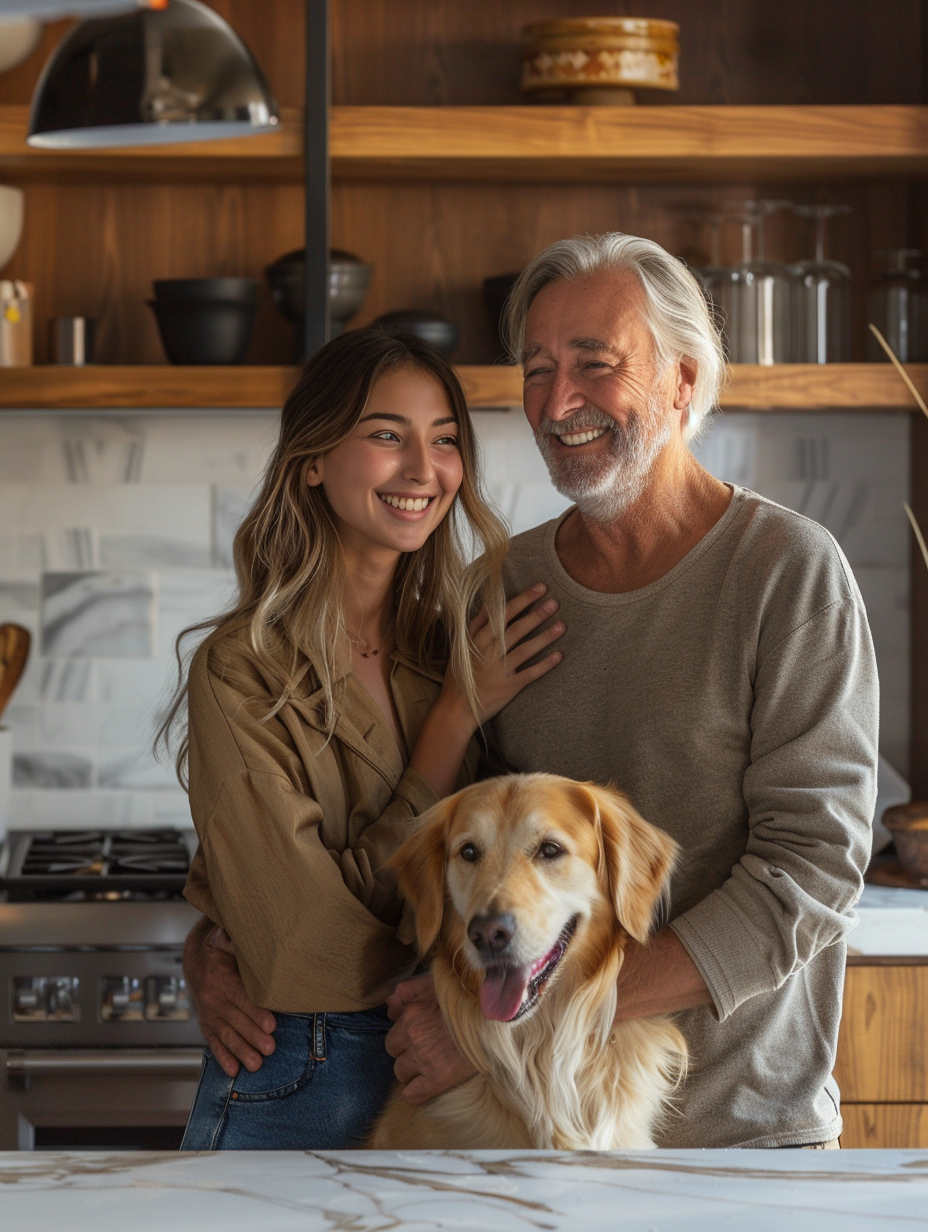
[303,0,330,358]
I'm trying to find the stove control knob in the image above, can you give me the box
[46,978,80,1022]
[101,976,143,1022]
[14,986,40,1014]
[145,976,190,1021]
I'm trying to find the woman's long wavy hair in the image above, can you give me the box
[157,328,510,787]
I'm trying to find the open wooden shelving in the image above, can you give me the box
[0,363,924,411]
[2,104,928,183]
[330,105,928,184]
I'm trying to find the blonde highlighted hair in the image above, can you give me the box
[158,327,509,785]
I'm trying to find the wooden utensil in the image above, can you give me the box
[0,623,30,724]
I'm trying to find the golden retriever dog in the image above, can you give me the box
[370,773,688,1150]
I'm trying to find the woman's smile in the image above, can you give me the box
[306,366,463,557]
[378,491,436,513]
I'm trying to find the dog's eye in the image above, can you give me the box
[538,841,563,860]
[459,843,480,863]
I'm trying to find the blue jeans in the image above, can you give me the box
[180,1006,396,1150]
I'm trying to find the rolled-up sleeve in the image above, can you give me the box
[669,594,878,1022]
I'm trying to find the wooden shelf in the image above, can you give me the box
[332,106,928,184]
[2,105,928,183]
[720,364,928,410]
[0,365,301,408]
[1,363,926,410]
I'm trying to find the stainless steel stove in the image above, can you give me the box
[0,828,205,1150]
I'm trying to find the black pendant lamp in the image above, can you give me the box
[27,0,279,148]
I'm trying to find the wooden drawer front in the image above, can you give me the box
[835,966,928,1102]
[841,1104,928,1148]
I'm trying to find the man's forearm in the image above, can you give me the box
[614,929,713,1021]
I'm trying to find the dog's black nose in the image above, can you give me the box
[468,913,516,955]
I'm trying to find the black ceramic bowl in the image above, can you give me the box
[371,310,459,356]
[264,249,372,325]
[482,272,521,350]
[148,299,257,365]
[152,278,260,305]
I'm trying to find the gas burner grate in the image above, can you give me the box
[1,828,197,902]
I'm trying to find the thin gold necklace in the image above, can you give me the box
[349,636,380,659]
[347,626,392,660]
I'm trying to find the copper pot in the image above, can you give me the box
[882,802,928,880]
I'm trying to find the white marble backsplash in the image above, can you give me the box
[0,406,910,830]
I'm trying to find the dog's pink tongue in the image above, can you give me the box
[480,966,529,1022]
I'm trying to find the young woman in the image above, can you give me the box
[162,328,565,1150]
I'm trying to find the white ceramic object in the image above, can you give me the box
[0,185,24,271]
[0,727,11,847]
[0,18,41,76]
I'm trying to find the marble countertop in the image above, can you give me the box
[3,1149,928,1231]
[851,884,928,956]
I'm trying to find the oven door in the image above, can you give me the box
[0,1048,204,1149]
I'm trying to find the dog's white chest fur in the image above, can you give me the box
[371,969,687,1151]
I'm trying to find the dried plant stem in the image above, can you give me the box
[868,324,928,574]
[905,503,928,574]
[868,322,928,421]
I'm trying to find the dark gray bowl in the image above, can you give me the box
[372,310,459,356]
[153,278,260,304]
[483,272,521,350]
[264,249,372,324]
[148,299,257,365]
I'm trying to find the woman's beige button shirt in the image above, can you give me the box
[184,631,468,1012]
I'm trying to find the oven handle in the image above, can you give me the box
[7,1049,204,1081]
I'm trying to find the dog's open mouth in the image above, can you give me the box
[479,916,578,1023]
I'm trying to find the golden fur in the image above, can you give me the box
[370,773,688,1150]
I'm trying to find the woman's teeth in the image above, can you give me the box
[380,494,432,512]
[559,427,608,446]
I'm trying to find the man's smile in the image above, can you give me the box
[553,427,610,447]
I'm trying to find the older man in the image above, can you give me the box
[186,233,877,1149]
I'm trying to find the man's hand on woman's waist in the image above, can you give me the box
[183,915,276,1077]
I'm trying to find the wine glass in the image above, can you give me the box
[791,205,851,364]
[712,200,793,364]
[867,249,928,363]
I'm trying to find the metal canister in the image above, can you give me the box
[50,316,95,365]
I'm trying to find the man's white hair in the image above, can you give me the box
[502,232,727,444]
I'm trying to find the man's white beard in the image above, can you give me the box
[534,394,672,523]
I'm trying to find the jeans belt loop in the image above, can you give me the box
[312,1012,327,1061]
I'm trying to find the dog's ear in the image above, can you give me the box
[388,795,457,957]
[582,783,678,943]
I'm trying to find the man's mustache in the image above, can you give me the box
[536,409,618,438]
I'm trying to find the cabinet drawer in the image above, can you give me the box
[834,966,928,1102]
[841,1103,928,1148]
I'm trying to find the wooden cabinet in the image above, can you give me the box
[837,964,928,1147]
[840,1105,928,1148]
